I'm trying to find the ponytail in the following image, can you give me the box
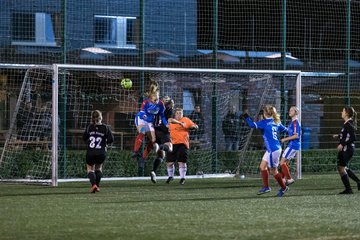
[146,81,160,98]
[264,105,281,124]
[345,106,357,130]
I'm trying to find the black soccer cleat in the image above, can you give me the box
[179,178,186,185]
[339,189,353,194]
[90,184,100,193]
[166,177,174,184]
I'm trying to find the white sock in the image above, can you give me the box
[179,163,187,179]
[167,164,175,177]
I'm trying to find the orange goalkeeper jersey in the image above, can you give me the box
[169,117,197,149]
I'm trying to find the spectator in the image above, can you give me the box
[188,105,204,141]
[222,105,241,151]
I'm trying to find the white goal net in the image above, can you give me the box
[0,64,301,186]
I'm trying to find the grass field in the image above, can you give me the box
[1,174,360,240]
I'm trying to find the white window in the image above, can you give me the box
[94,15,136,49]
[12,12,57,46]
[183,89,195,115]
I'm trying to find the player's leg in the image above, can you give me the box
[150,130,163,183]
[153,150,165,172]
[280,147,295,185]
[153,132,172,172]
[269,150,288,197]
[133,116,147,157]
[94,155,105,189]
[166,162,175,183]
[178,162,187,185]
[94,165,102,192]
[87,164,96,187]
[343,149,360,190]
[178,144,189,185]
[165,145,177,183]
[337,151,353,194]
[258,153,271,194]
[150,152,162,184]
[159,142,172,152]
[346,167,360,190]
[143,125,159,160]
[142,131,154,160]
[339,166,353,194]
[86,154,99,193]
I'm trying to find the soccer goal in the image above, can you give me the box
[0,64,302,186]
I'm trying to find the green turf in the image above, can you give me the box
[1,174,360,240]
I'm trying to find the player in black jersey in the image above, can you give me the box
[150,96,184,183]
[333,106,360,194]
[83,110,114,193]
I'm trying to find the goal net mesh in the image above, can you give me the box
[0,66,300,183]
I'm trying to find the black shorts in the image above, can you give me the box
[166,144,188,163]
[86,153,106,166]
[155,130,171,145]
[337,147,354,167]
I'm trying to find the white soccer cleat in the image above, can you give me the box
[286,179,295,186]
[150,171,157,184]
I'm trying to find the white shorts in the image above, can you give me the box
[135,116,154,132]
[282,147,299,160]
[262,149,282,168]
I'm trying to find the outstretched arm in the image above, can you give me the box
[168,118,185,127]
[244,117,257,128]
[240,113,256,128]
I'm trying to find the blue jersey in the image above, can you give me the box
[136,99,168,126]
[245,117,287,152]
[287,119,301,150]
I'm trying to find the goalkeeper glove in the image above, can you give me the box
[240,113,250,119]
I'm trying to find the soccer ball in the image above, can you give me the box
[121,78,132,89]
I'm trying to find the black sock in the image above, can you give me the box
[152,157,163,172]
[341,174,352,191]
[347,169,360,183]
[95,170,103,187]
[87,172,96,186]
